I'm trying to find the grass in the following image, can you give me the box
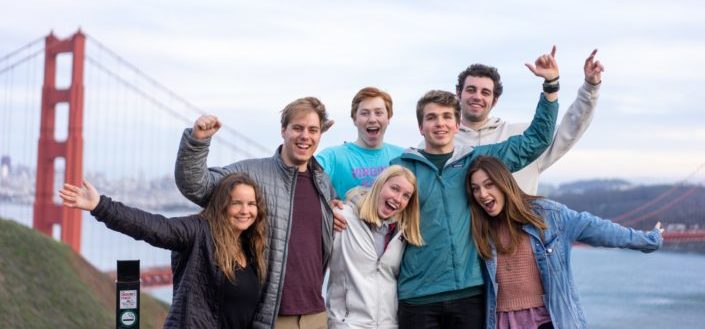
[0,218,169,328]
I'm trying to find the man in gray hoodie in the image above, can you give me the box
[455,46,604,194]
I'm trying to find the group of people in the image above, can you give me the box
[59,46,664,329]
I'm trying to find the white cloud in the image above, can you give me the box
[1,0,705,184]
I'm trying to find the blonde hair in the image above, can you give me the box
[351,165,423,246]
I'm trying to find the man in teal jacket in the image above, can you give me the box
[391,51,560,328]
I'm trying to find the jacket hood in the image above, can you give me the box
[459,117,505,133]
[402,143,478,168]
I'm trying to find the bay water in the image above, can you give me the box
[2,204,704,327]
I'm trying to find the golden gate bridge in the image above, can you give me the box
[0,30,704,289]
[0,30,272,289]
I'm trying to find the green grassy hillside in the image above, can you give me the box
[0,218,168,328]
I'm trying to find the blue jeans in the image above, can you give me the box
[398,294,485,329]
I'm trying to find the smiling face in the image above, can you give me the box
[458,75,497,127]
[470,168,506,217]
[280,110,321,172]
[226,184,258,233]
[353,96,390,149]
[376,175,415,220]
[419,103,459,154]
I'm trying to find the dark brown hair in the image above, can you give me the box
[201,172,267,284]
[456,64,503,103]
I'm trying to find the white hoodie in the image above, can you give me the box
[327,204,405,329]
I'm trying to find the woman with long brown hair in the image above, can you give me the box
[60,172,267,329]
[466,156,663,329]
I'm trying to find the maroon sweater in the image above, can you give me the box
[278,170,325,315]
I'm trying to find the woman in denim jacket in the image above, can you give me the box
[466,156,663,329]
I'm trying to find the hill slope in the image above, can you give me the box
[0,218,168,328]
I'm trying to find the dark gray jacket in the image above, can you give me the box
[175,129,336,329]
[92,196,232,328]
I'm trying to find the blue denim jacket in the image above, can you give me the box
[482,199,662,329]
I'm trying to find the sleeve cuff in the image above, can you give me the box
[90,195,111,217]
[183,128,211,147]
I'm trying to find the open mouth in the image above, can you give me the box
[295,143,311,151]
[380,199,400,217]
[482,199,495,212]
[366,127,381,136]
[385,200,399,211]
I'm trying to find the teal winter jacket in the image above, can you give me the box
[392,94,558,301]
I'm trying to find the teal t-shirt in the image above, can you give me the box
[316,142,405,198]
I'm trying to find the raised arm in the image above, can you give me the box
[476,47,560,172]
[558,203,663,252]
[60,181,197,251]
[537,49,604,172]
[175,115,233,207]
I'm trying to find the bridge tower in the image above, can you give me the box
[33,31,85,253]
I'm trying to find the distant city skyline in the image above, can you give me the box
[1,0,704,185]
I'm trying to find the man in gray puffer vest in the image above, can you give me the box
[175,97,336,329]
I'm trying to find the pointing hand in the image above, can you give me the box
[584,49,604,85]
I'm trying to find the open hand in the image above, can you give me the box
[59,180,100,211]
[654,221,665,234]
[331,199,347,231]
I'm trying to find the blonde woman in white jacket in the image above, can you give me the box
[327,165,423,329]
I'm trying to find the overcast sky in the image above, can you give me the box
[1,0,704,185]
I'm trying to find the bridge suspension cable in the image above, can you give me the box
[612,161,705,222]
[0,35,44,63]
[84,56,259,158]
[0,37,45,77]
[620,185,701,227]
[85,34,272,157]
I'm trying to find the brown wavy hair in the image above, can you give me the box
[201,172,267,284]
[466,156,546,260]
[280,96,328,129]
